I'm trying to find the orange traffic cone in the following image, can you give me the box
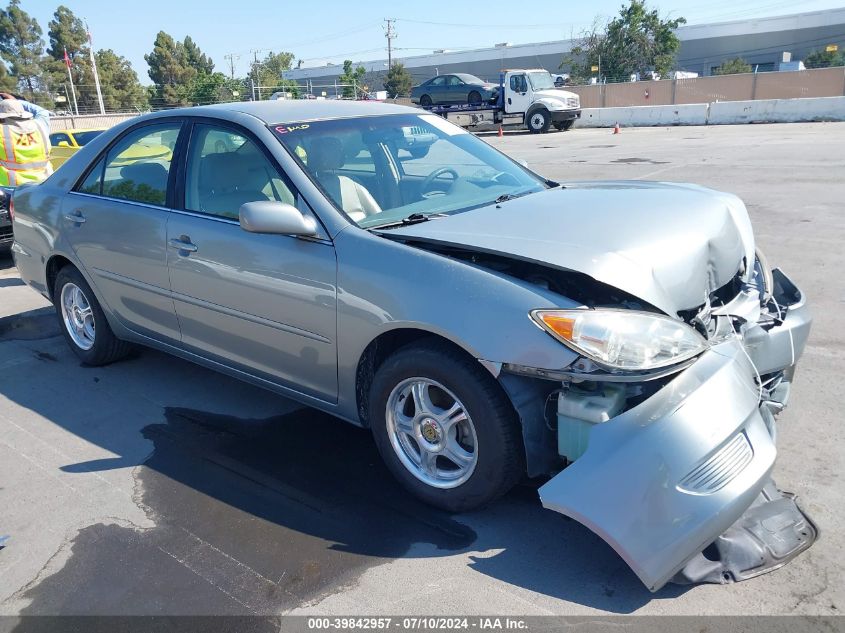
[613,122,620,134]
[498,125,503,137]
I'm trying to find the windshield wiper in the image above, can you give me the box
[370,213,448,230]
[494,189,535,204]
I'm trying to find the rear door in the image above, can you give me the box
[62,121,183,343]
[428,76,447,103]
[166,120,338,401]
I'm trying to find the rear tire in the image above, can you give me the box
[369,340,524,512]
[420,94,432,108]
[527,108,551,134]
[53,266,132,366]
[554,120,575,131]
[468,91,482,105]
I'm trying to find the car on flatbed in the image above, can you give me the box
[411,73,499,107]
[11,99,816,593]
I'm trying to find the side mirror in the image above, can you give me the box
[239,201,318,237]
[57,140,71,147]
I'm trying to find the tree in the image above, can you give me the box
[95,49,148,111]
[45,5,94,112]
[0,61,15,92]
[183,35,214,74]
[564,1,685,83]
[383,62,412,98]
[0,0,48,101]
[804,47,845,69]
[339,59,366,98]
[145,31,196,107]
[714,57,752,75]
[248,51,296,99]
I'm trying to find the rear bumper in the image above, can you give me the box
[539,267,814,592]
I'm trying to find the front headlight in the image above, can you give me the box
[530,308,707,371]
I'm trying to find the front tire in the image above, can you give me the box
[369,340,524,512]
[527,108,551,134]
[468,90,482,105]
[54,266,132,366]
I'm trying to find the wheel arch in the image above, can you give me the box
[45,253,77,301]
[354,326,498,429]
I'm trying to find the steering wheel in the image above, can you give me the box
[491,171,521,186]
[420,167,459,197]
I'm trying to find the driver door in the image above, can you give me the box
[506,73,531,115]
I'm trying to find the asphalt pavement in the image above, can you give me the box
[0,122,842,618]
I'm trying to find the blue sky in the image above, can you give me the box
[26,0,845,82]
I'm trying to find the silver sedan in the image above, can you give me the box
[11,100,815,592]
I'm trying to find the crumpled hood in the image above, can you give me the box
[386,181,756,315]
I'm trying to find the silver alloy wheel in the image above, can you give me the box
[385,377,478,489]
[60,282,95,351]
[530,112,546,129]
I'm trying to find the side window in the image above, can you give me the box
[185,124,297,220]
[78,158,105,195]
[510,75,526,92]
[430,76,446,87]
[99,123,180,206]
[447,76,462,86]
[50,133,71,146]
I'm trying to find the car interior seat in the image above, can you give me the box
[307,137,381,222]
[197,152,269,219]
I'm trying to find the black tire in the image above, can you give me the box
[526,108,551,134]
[53,266,132,366]
[554,120,575,131]
[369,339,524,512]
[419,94,432,108]
[467,90,482,105]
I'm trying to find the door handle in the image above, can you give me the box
[64,211,86,224]
[168,237,198,253]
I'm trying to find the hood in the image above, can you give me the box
[385,182,756,316]
[535,88,577,101]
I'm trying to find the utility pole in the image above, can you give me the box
[224,53,239,79]
[250,50,261,101]
[384,18,396,69]
[85,22,105,114]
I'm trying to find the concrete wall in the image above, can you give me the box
[48,113,138,134]
[577,96,845,127]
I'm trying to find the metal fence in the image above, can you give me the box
[567,66,845,108]
[48,112,140,133]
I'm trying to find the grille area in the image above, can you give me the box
[678,432,753,494]
[566,97,580,108]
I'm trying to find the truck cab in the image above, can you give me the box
[501,69,581,132]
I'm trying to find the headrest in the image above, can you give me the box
[309,137,345,172]
[199,152,251,192]
[120,162,168,189]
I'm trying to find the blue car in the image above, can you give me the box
[411,73,499,107]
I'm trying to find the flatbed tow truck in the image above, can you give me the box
[423,69,581,134]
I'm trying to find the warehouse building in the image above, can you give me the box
[283,7,845,88]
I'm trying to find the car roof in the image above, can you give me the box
[142,100,420,125]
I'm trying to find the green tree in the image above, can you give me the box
[714,57,752,75]
[0,0,48,102]
[383,62,412,98]
[96,49,148,111]
[804,47,845,69]
[45,5,94,112]
[183,35,214,74]
[564,1,685,83]
[187,71,228,105]
[145,31,196,107]
[248,51,296,99]
[0,61,15,92]
[339,59,366,98]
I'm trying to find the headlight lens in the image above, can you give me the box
[531,308,707,371]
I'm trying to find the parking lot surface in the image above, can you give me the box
[0,122,842,617]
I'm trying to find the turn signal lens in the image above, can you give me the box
[531,308,707,371]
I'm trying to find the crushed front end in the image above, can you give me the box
[505,255,816,592]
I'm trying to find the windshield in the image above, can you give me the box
[272,113,545,228]
[73,130,104,146]
[527,71,555,91]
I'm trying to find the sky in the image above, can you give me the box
[25,0,845,83]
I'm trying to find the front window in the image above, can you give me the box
[272,114,546,228]
[527,71,555,91]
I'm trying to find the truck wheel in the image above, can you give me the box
[554,120,575,131]
[53,266,132,366]
[527,108,551,133]
[467,91,482,105]
[420,94,432,107]
[369,340,524,512]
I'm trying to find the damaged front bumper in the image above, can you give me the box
[537,267,816,592]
